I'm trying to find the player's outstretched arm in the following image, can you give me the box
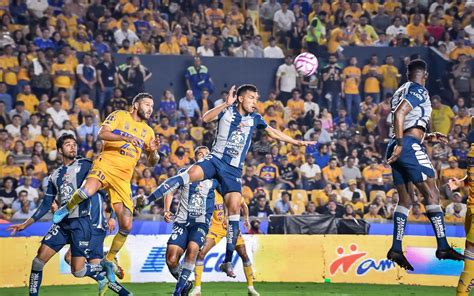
[202,85,237,123]
[163,193,173,223]
[387,100,412,164]
[146,138,161,166]
[241,200,250,230]
[265,125,316,146]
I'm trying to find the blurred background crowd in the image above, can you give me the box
[0,0,472,230]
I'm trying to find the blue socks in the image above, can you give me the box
[174,262,194,296]
[29,257,44,296]
[72,263,103,278]
[225,215,240,262]
[392,206,409,252]
[108,280,133,295]
[149,172,190,202]
[426,204,449,250]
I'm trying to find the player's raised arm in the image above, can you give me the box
[146,137,161,166]
[387,100,412,164]
[265,125,316,147]
[8,178,57,235]
[202,85,237,123]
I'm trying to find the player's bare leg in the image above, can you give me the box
[414,178,463,260]
[220,191,243,277]
[173,241,201,296]
[191,237,217,296]
[148,165,205,202]
[236,244,259,296]
[53,178,102,223]
[29,244,57,296]
[102,203,133,283]
[166,244,185,280]
[387,182,415,270]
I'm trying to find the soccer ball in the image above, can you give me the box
[294,52,318,76]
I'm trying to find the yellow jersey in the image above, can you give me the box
[100,110,155,178]
[468,144,474,207]
[210,192,226,229]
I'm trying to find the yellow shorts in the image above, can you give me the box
[466,207,474,244]
[207,225,245,247]
[88,158,133,213]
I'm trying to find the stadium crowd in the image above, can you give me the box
[0,0,473,229]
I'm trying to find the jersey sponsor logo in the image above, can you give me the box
[409,91,424,101]
[227,129,246,157]
[329,244,395,276]
[140,247,167,272]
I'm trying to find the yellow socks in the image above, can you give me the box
[106,231,129,262]
[457,250,474,296]
[194,261,204,287]
[66,189,88,211]
[243,263,254,287]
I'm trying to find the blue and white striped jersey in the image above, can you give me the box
[32,158,94,221]
[388,81,432,138]
[174,169,219,224]
[89,192,108,232]
[212,104,268,168]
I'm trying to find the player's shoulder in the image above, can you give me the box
[76,157,93,166]
[108,110,128,119]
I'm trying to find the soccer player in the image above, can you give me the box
[190,194,259,296]
[53,92,160,281]
[452,118,474,295]
[148,84,314,275]
[385,59,463,270]
[63,194,132,295]
[7,134,110,296]
[163,146,219,296]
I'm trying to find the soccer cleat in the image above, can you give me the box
[101,259,117,283]
[98,277,108,296]
[219,262,236,278]
[248,286,260,296]
[387,248,414,271]
[181,281,194,296]
[52,205,69,224]
[436,246,464,261]
[113,262,125,280]
[189,286,201,296]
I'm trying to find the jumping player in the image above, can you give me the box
[148,84,314,275]
[162,146,218,296]
[8,134,110,295]
[385,59,463,270]
[452,118,474,295]
[53,93,160,281]
[63,193,132,295]
[190,194,259,296]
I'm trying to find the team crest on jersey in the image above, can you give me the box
[227,129,246,157]
[141,128,147,138]
[124,122,130,130]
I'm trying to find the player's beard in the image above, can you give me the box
[63,151,76,160]
[137,108,150,120]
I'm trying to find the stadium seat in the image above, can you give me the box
[271,188,282,201]
[291,200,306,215]
[291,190,308,205]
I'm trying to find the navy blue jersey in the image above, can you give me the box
[32,158,95,221]
[212,104,268,168]
[174,170,219,224]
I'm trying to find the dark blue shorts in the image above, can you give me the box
[89,230,106,260]
[42,217,92,258]
[167,222,209,250]
[196,154,242,195]
[386,136,435,186]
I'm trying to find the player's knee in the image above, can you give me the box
[32,257,45,272]
[166,253,179,268]
[118,228,131,236]
[71,267,87,278]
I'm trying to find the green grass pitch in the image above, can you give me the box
[0,282,455,295]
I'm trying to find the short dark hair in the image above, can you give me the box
[236,84,257,97]
[18,190,28,196]
[407,59,427,74]
[194,145,209,155]
[132,92,153,105]
[15,101,25,107]
[56,133,77,150]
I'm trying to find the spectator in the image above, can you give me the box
[27,113,41,138]
[179,90,201,122]
[5,114,22,137]
[205,0,225,29]
[322,158,344,187]
[76,115,99,143]
[342,158,362,184]
[342,57,362,123]
[305,11,327,54]
[16,84,39,114]
[159,32,180,55]
[263,36,285,58]
[380,55,399,96]
[11,190,35,212]
[250,35,264,58]
[15,176,38,203]
[184,56,214,100]
[34,28,54,50]
[12,200,34,220]
[1,155,22,180]
[0,83,13,112]
[9,101,30,125]
[303,201,318,215]
[407,14,427,43]
[0,177,17,206]
[287,88,305,120]
[273,2,295,44]
[158,90,178,123]
[171,129,195,160]
[408,203,429,222]
[440,156,466,187]
[445,203,465,223]
[362,54,383,103]
[385,16,408,40]
[274,191,294,215]
[247,219,262,234]
[300,154,323,190]
[46,99,69,129]
[96,52,118,110]
[449,54,472,102]
[74,91,94,115]
[372,7,391,34]
[243,165,262,192]
[446,192,467,217]
[342,203,360,219]
[341,179,367,203]
[51,53,75,103]
[120,56,152,98]
[364,204,384,222]
[197,37,215,57]
[260,0,281,32]
[321,54,343,114]
[114,20,139,47]
[29,51,52,98]
[278,155,300,190]
[431,95,455,136]
[276,56,299,105]
[234,39,254,58]
[319,199,344,218]
[257,154,280,190]
[303,92,319,123]
[249,196,273,218]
